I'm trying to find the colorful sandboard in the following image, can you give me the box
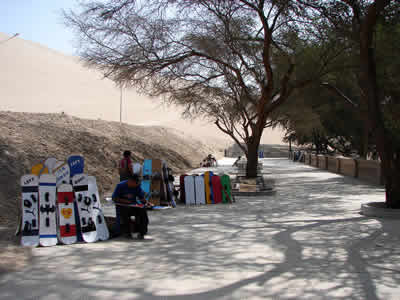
[44,157,58,174]
[67,155,85,241]
[204,171,213,204]
[184,176,196,205]
[39,174,58,246]
[221,174,233,203]
[150,159,163,206]
[211,175,222,204]
[57,184,77,245]
[195,176,206,205]
[72,174,97,243]
[88,176,109,241]
[68,155,84,178]
[31,163,49,177]
[21,174,40,247]
[162,161,176,207]
[180,174,188,204]
[132,162,142,176]
[53,161,71,186]
[141,159,152,203]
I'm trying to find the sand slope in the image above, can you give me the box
[0,111,214,230]
[0,32,285,146]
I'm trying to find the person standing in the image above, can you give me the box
[119,150,133,182]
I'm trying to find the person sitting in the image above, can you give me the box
[112,174,150,239]
[119,150,133,182]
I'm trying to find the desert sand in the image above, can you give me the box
[0,32,286,147]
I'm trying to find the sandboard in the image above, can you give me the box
[150,159,163,206]
[195,176,206,205]
[39,174,58,246]
[184,176,195,205]
[68,155,85,178]
[72,174,97,243]
[44,157,58,174]
[57,184,77,245]
[31,163,49,177]
[162,161,176,207]
[53,161,71,186]
[167,167,177,207]
[180,174,188,204]
[132,162,142,176]
[20,174,40,247]
[141,159,153,203]
[88,176,109,241]
[211,175,223,204]
[204,171,213,204]
[67,156,85,241]
[221,174,233,203]
[152,206,172,210]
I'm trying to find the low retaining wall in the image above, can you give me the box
[295,153,383,185]
[338,157,357,177]
[318,155,327,169]
[327,156,339,173]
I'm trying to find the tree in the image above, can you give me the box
[301,0,400,207]
[64,0,344,177]
[276,76,366,157]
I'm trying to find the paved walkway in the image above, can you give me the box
[1,158,399,300]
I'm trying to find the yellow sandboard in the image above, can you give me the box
[31,163,49,176]
[204,171,212,204]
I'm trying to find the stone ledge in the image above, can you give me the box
[232,189,276,197]
[361,202,400,218]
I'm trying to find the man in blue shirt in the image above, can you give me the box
[112,174,149,239]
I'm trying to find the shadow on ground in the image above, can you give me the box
[1,159,398,300]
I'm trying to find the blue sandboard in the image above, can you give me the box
[141,159,152,198]
[68,155,84,178]
[68,155,85,241]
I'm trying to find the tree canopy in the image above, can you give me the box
[64,0,345,176]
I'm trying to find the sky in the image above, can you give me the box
[0,0,79,55]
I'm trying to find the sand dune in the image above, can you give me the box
[0,32,285,146]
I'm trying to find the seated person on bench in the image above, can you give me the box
[112,174,149,239]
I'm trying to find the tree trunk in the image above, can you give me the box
[245,141,260,178]
[377,138,400,208]
[384,165,400,209]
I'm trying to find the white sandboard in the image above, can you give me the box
[39,174,58,246]
[54,161,71,186]
[184,176,195,205]
[57,184,77,245]
[72,174,97,243]
[195,176,206,205]
[44,157,58,174]
[88,176,109,241]
[132,163,142,176]
[21,175,40,247]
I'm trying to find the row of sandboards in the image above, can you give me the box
[140,159,176,207]
[180,172,233,205]
[19,156,109,247]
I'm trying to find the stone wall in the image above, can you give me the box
[292,153,383,185]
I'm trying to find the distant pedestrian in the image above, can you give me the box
[119,150,133,182]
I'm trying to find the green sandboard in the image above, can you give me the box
[221,174,232,203]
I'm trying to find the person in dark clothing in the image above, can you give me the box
[119,150,133,182]
[112,174,149,239]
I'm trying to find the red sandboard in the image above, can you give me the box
[211,175,222,204]
[179,174,188,204]
[57,184,77,244]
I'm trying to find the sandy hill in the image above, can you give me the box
[0,32,286,147]
[0,111,214,231]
